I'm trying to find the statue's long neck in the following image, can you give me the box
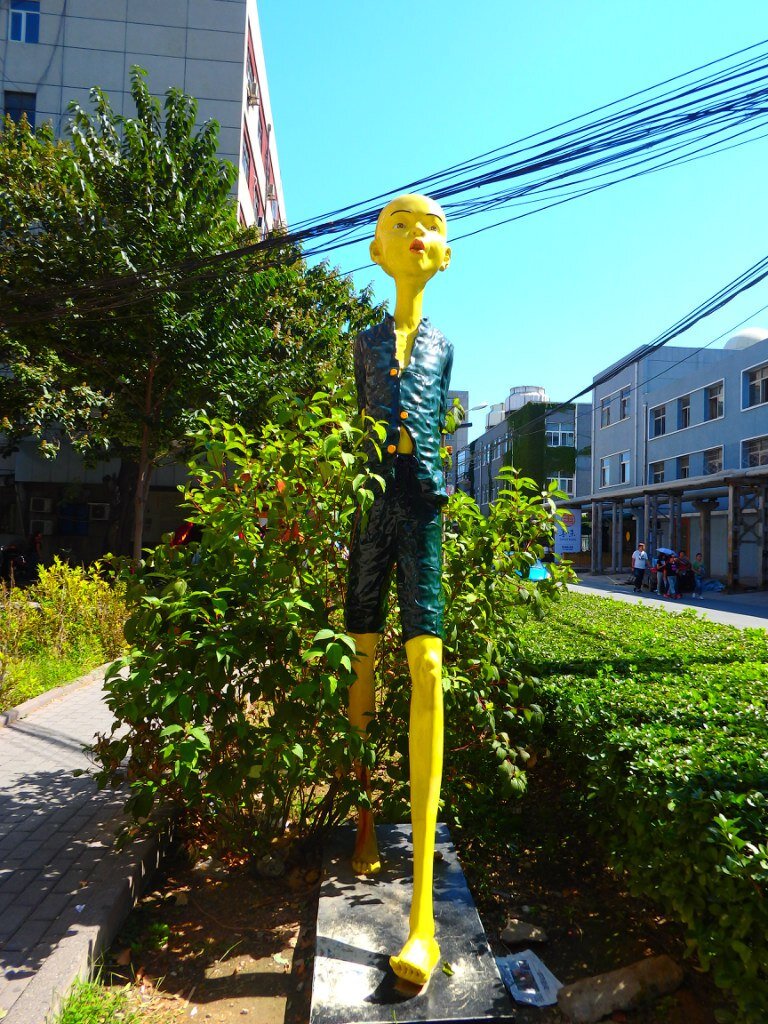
[393,278,426,370]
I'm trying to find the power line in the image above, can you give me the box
[6,39,768,326]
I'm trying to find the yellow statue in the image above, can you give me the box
[344,193,453,987]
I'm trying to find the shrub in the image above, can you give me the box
[0,560,126,708]
[93,377,571,855]
[518,594,768,1022]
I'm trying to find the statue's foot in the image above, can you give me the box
[389,935,440,987]
[351,812,381,875]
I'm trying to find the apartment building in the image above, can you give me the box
[0,1,286,561]
[452,385,591,514]
[0,0,284,229]
[579,328,768,585]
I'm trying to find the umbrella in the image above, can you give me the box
[656,547,675,555]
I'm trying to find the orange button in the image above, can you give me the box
[389,368,398,376]
[387,444,397,454]
[400,410,408,420]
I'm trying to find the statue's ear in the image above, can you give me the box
[439,246,452,272]
[369,238,382,266]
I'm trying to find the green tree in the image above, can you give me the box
[93,394,571,856]
[0,71,380,558]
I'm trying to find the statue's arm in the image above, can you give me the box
[438,346,454,433]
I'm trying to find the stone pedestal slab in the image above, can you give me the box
[310,823,514,1024]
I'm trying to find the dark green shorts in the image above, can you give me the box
[345,456,444,641]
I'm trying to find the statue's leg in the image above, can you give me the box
[389,634,443,986]
[348,631,381,875]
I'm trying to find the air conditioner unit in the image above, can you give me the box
[266,184,277,200]
[29,496,52,514]
[89,503,110,521]
[30,519,54,536]
[246,85,259,107]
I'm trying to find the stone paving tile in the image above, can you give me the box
[0,672,133,1021]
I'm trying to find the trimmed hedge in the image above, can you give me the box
[518,594,768,1023]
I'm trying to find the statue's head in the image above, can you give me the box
[370,194,451,286]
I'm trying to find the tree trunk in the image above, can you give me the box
[108,459,139,556]
[132,362,157,563]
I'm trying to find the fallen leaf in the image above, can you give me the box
[272,952,290,968]
[441,961,455,976]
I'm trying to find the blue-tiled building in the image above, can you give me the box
[581,328,768,585]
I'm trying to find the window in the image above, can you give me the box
[651,406,666,438]
[547,475,574,496]
[619,451,630,484]
[677,455,690,479]
[742,435,768,468]
[706,382,723,420]
[4,90,35,128]
[9,0,39,43]
[649,461,665,484]
[619,387,630,420]
[241,136,250,184]
[545,425,575,447]
[704,446,723,474]
[678,394,691,429]
[599,457,609,487]
[600,397,611,428]
[746,363,768,408]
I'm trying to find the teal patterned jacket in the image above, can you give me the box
[353,314,454,505]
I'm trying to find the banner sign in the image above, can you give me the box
[554,509,581,554]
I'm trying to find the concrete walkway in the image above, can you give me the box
[571,572,768,630]
[0,668,158,1024]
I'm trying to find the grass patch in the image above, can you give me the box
[2,644,107,707]
[0,559,126,712]
[55,978,141,1024]
[517,592,768,1023]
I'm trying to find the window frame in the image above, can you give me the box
[705,381,724,421]
[744,361,768,410]
[703,446,723,475]
[650,405,666,438]
[619,386,630,420]
[600,396,612,428]
[648,460,665,485]
[3,90,36,128]
[678,394,691,430]
[741,434,768,469]
[9,0,39,43]
[619,450,630,484]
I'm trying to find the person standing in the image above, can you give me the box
[666,553,680,599]
[655,552,668,596]
[631,541,649,592]
[692,552,706,598]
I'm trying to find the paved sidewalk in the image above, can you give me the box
[571,573,768,630]
[0,668,158,1024]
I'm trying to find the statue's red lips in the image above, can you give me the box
[409,238,426,253]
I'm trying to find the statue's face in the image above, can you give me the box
[370,194,451,284]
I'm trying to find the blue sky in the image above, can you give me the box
[259,3,768,439]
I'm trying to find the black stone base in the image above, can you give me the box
[309,823,514,1024]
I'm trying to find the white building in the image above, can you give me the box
[0,0,284,229]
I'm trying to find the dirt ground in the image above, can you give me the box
[104,756,727,1023]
